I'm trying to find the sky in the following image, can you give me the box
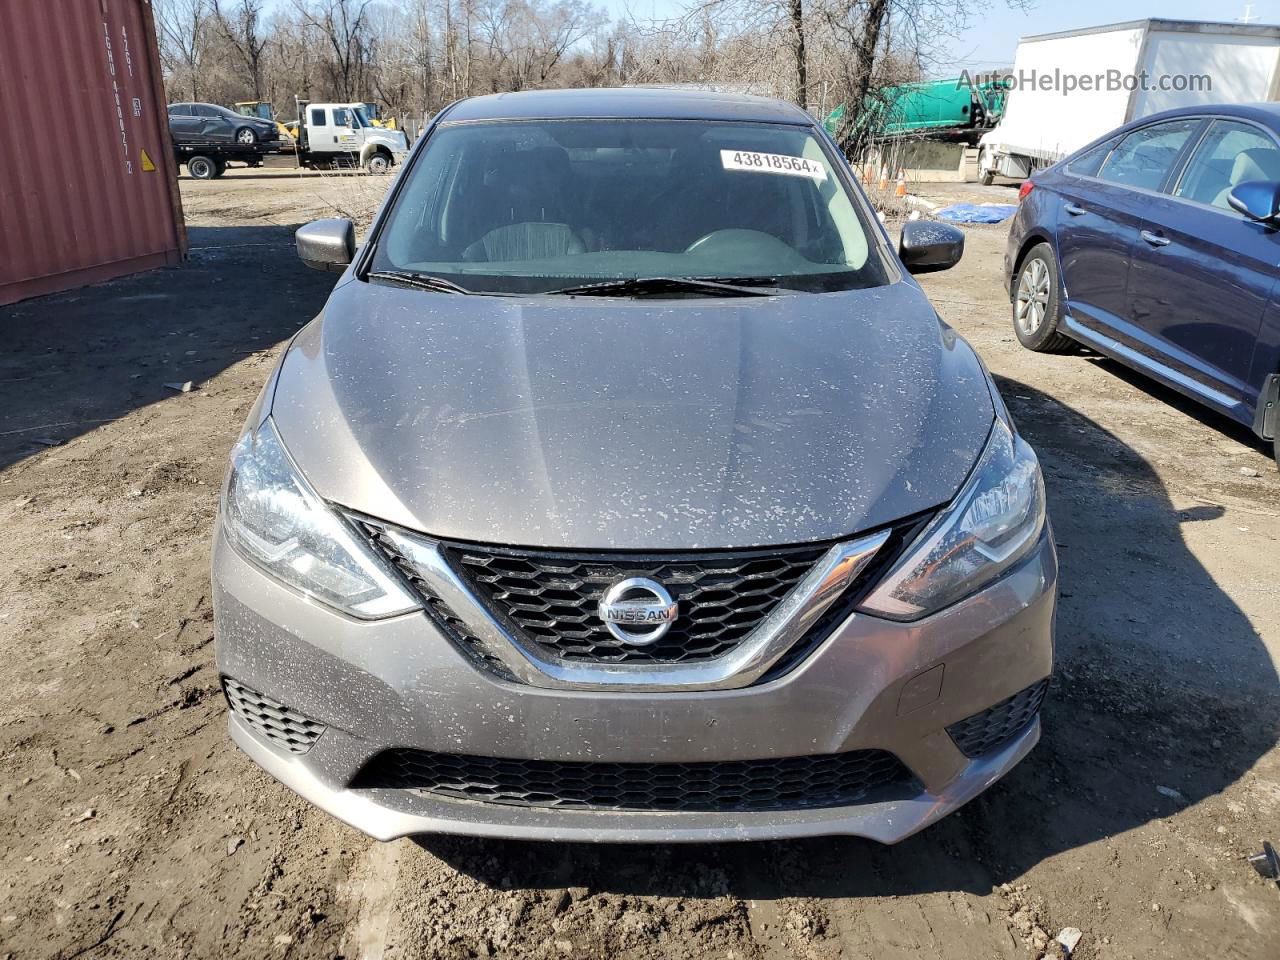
[604,0,1280,75]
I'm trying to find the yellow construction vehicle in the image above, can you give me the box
[359,101,398,130]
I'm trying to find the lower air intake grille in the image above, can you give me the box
[353,747,915,812]
[947,679,1049,758]
[223,677,326,754]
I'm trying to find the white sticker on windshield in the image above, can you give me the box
[720,150,827,182]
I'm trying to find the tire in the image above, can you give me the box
[366,152,391,175]
[212,158,228,178]
[235,126,258,146]
[1013,243,1076,353]
[186,155,216,180]
[980,170,995,186]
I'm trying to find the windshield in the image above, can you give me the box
[370,119,890,295]
[352,105,372,127]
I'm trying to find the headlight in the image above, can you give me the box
[859,418,1046,620]
[222,418,420,619]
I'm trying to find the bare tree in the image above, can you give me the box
[406,0,438,113]
[474,0,604,92]
[822,0,890,155]
[527,0,606,87]
[214,0,270,100]
[155,0,212,101]
[295,0,377,101]
[788,0,806,108]
[152,0,1005,150]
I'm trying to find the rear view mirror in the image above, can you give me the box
[899,220,965,274]
[1227,181,1280,224]
[296,218,355,272]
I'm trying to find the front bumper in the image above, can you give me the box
[213,527,1057,843]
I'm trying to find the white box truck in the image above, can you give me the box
[978,18,1280,183]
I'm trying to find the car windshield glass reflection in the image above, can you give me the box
[371,119,889,295]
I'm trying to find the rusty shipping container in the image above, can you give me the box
[0,0,186,306]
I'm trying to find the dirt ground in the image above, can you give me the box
[2,164,1279,960]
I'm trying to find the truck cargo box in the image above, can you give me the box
[978,19,1280,182]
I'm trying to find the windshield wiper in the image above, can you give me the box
[690,275,786,288]
[543,276,782,298]
[368,270,474,295]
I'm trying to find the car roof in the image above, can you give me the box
[442,87,815,125]
[1124,102,1280,131]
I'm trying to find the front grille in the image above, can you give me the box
[353,747,915,812]
[445,542,829,664]
[947,679,1049,758]
[223,677,326,754]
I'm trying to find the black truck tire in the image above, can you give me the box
[187,155,217,180]
[212,157,228,178]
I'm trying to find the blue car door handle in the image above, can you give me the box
[1140,230,1171,247]
[1064,202,1087,216]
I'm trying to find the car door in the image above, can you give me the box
[194,104,231,142]
[1054,118,1202,340]
[307,106,331,151]
[332,107,360,151]
[213,106,244,141]
[168,104,198,144]
[1124,118,1280,417]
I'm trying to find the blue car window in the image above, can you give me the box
[1097,120,1199,192]
[1066,139,1115,178]
[1176,120,1280,210]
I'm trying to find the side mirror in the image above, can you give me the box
[296,218,355,272]
[899,220,965,274]
[1227,180,1280,224]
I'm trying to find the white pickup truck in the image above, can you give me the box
[294,101,408,174]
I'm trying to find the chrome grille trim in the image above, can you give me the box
[369,524,890,692]
[356,520,517,682]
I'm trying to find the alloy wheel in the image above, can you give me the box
[1015,258,1050,336]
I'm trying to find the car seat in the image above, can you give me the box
[1212,147,1280,209]
[460,145,585,261]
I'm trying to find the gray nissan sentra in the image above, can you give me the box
[213,88,1056,843]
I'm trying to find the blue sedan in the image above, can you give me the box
[1004,103,1280,464]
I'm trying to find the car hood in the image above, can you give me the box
[369,130,408,149]
[270,279,994,550]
